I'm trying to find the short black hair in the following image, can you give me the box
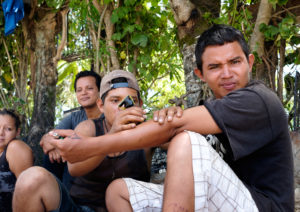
[101,77,141,103]
[74,70,101,91]
[0,108,21,129]
[195,24,250,73]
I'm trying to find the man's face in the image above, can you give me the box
[98,87,141,128]
[75,76,99,108]
[195,41,254,99]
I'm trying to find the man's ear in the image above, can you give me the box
[97,98,105,113]
[194,68,205,82]
[248,54,255,72]
[138,99,143,107]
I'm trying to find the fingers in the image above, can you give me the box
[153,106,184,124]
[154,108,167,124]
[174,106,183,118]
[40,133,55,153]
[50,129,75,138]
[48,150,62,163]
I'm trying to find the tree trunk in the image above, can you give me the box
[249,0,272,85]
[104,3,120,71]
[24,10,59,165]
[169,0,220,108]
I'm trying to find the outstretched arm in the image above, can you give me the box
[52,105,221,163]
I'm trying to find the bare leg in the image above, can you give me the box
[163,132,194,212]
[13,166,61,212]
[106,179,133,212]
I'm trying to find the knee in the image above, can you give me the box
[167,132,192,162]
[106,179,128,208]
[15,166,52,194]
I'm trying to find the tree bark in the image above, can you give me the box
[249,0,272,84]
[169,0,220,108]
[23,9,61,165]
[104,3,120,71]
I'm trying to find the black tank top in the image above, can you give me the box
[70,115,150,211]
[0,143,16,212]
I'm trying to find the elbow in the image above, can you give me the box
[67,164,80,177]
[68,164,89,177]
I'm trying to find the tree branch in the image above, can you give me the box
[0,86,9,108]
[104,4,120,70]
[2,38,21,98]
[95,4,108,73]
[249,0,272,55]
[53,8,69,67]
[272,5,300,18]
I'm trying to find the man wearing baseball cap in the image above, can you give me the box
[13,70,151,212]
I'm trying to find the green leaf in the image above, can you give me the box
[290,36,300,45]
[124,25,135,34]
[112,32,122,41]
[278,0,288,6]
[268,0,278,9]
[131,34,148,47]
[111,11,119,23]
[57,62,77,85]
[259,23,279,40]
[124,0,136,6]
[295,54,300,65]
[45,0,65,9]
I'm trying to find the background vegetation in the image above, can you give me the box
[0,0,299,163]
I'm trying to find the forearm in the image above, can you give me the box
[54,106,220,163]
[85,106,220,157]
[86,119,179,158]
[68,154,106,176]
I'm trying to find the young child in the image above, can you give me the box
[0,109,33,212]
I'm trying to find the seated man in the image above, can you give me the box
[40,70,102,190]
[50,25,294,212]
[12,70,163,211]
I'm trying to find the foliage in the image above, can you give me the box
[59,0,184,112]
[0,0,299,130]
[202,0,300,129]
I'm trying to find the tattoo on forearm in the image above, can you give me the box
[68,133,81,139]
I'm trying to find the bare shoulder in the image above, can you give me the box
[75,119,96,137]
[6,139,32,155]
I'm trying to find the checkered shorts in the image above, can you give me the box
[123,131,258,212]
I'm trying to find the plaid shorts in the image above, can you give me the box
[123,131,258,212]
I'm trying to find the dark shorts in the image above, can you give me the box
[50,176,94,212]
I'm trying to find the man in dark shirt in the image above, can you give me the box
[12,70,154,211]
[50,25,294,211]
[40,70,102,189]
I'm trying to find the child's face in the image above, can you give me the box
[0,114,19,151]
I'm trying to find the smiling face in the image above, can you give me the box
[98,87,141,130]
[0,114,19,151]
[75,76,100,108]
[195,41,254,99]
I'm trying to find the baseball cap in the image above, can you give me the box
[100,70,140,99]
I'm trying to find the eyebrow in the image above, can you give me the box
[229,56,242,62]
[207,56,242,67]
